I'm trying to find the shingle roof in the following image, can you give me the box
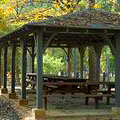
[1,8,120,42]
[29,8,120,28]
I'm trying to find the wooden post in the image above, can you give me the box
[104,33,120,113]
[1,42,8,94]
[21,39,27,99]
[19,38,28,105]
[0,47,2,88]
[79,47,86,79]
[110,34,120,114]
[11,41,16,93]
[32,29,46,120]
[73,48,77,78]
[115,34,120,107]
[67,48,71,77]
[3,42,8,89]
[80,53,84,78]
[36,30,43,109]
[9,41,17,99]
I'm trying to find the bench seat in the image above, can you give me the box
[84,94,113,109]
[43,93,113,109]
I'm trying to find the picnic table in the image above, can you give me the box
[26,73,115,109]
[26,73,89,89]
[26,73,114,93]
[26,73,98,93]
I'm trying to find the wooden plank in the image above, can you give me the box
[43,93,113,98]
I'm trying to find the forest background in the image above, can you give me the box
[0,0,119,82]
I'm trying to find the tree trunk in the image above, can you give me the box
[94,45,103,82]
[88,0,96,81]
[27,54,32,73]
[79,47,86,79]
[89,47,95,82]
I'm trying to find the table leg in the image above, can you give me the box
[106,96,110,105]
[44,96,48,110]
[85,97,89,105]
[95,98,99,109]
[44,87,48,110]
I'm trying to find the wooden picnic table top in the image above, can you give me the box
[26,73,115,86]
[43,81,114,85]
[26,73,88,81]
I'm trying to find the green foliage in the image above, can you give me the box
[34,52,65,75]
[43,54,65,74]
[101,46,114,72]
[0,0,117,75]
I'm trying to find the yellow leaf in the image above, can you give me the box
[54,3,59,8]
[94,4,100,8]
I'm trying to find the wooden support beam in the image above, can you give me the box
[0,47,2,88]
[11,41,16,93]
[101,34,115,56]
[27,42,36,73]
[27,47,32,56]
[73,48,77,78]
[115,33,120,107]
[41,25,117,35]
[67,48,71,77]
[36,29,43,109]
[21,39,27,99]
[61,47,68,56]
[43,32,57,53]
[61,47,71,77]
[1,42,8,94]
[3,42,8,89]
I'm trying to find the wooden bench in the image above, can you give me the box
[84,94,113,109]
[43,93,113,110]
[44,82,99,95]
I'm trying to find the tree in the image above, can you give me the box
[0,0,118,77]
[34,52,65,75]
[88,0,95,8]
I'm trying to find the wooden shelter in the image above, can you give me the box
[0,9,120,117]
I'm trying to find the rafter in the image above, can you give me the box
[43,32,57,53]
[100,34,115,56]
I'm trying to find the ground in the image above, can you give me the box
[0,87,120,120]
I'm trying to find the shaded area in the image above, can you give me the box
[47,116,120,120]
[0,96,20,120]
